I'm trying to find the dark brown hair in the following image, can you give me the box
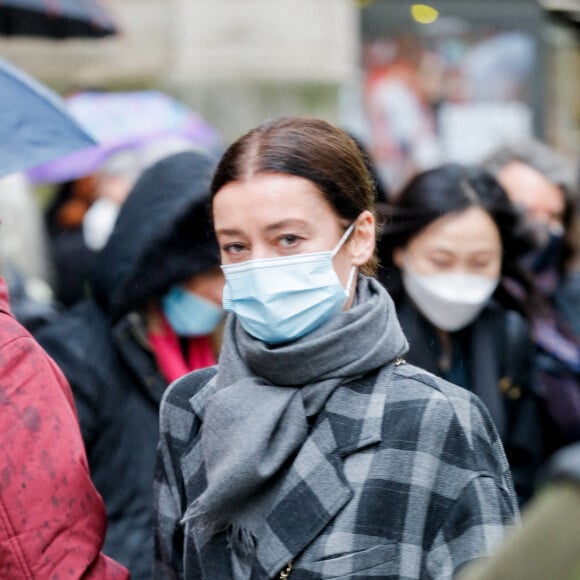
[210,116,378,275]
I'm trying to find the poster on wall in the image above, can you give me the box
[361,26,537,193]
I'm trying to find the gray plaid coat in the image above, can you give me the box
[154,361,519,580]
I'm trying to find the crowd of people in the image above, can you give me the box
[1,96,579,578]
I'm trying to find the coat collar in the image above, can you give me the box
[255,415,352,577]
[190,374,388,577]
[255,371,385,576]
[111,313,167,406]
[187,370,386,577]
[469,309,506,438]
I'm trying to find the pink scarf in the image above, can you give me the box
[148,313,216,384]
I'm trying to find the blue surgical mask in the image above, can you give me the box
[161,286,224,337]
[221,222,357,344]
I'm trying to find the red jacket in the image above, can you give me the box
[0,279,129,579]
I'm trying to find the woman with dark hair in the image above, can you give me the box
[154,119,518,579]
[378,162,545,506]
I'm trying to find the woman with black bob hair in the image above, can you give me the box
[378,162,545,506]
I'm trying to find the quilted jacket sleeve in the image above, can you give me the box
[0,324,128,578]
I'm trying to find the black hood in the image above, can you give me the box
[92,150,220,321]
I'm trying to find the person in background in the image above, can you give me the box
[82,136,201,254]
[0,173,60,331]
[44,173,99,307]
[485,140,580,455]
[154,117,518,580]
[45,136,199,308]
[0,218,128,579]
[36,150,225,580]
[0,60,128,579]
[377,163,544,506]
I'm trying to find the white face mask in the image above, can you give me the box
[82,197,120,251]
[401,260,499,332]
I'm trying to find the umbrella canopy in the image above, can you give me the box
[0,0,117,39]
[0,58,97,178]
[27,90,223,183]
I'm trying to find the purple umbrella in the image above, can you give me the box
[27,90,223,183]
[0,0,118,39]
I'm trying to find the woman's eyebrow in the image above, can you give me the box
[215,227,245,237]
[216,219,312,237]
[427,246,455,254]
[265,219,310,233]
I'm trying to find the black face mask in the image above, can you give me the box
[520,216,565,273]
[526,230,564,273]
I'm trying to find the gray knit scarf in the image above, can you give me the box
[185,276,408,556]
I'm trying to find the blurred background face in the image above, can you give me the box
[212,172,356,289]
[393,206,502,279]
[183,267,225,306]
[497,161,566,230]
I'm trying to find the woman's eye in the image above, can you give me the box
[471,260,491,270]
[223,243,246,254]
[279,234,301,247]
[469,254,496,270]
[429,257,452,269]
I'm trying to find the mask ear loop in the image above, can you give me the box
[332,219,359,295]
[332,220,357,257]
[345,265,358,295]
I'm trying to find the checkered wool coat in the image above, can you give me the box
[154,360,519,580]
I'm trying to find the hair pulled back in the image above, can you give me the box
[210,116,378,274]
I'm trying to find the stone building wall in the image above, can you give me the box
[0,0,359,140]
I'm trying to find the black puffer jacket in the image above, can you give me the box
[36,151,220,580]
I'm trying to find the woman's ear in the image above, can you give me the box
[392,246,404,268]
[349,210,376,267]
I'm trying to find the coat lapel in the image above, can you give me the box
[112,316,167,406]
[395,298,440,374]
[255,372,385,577]
[470,309,506,439]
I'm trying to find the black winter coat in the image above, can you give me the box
[37,303,164,579]
[391,292,545,506]
[35,151,221,579]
